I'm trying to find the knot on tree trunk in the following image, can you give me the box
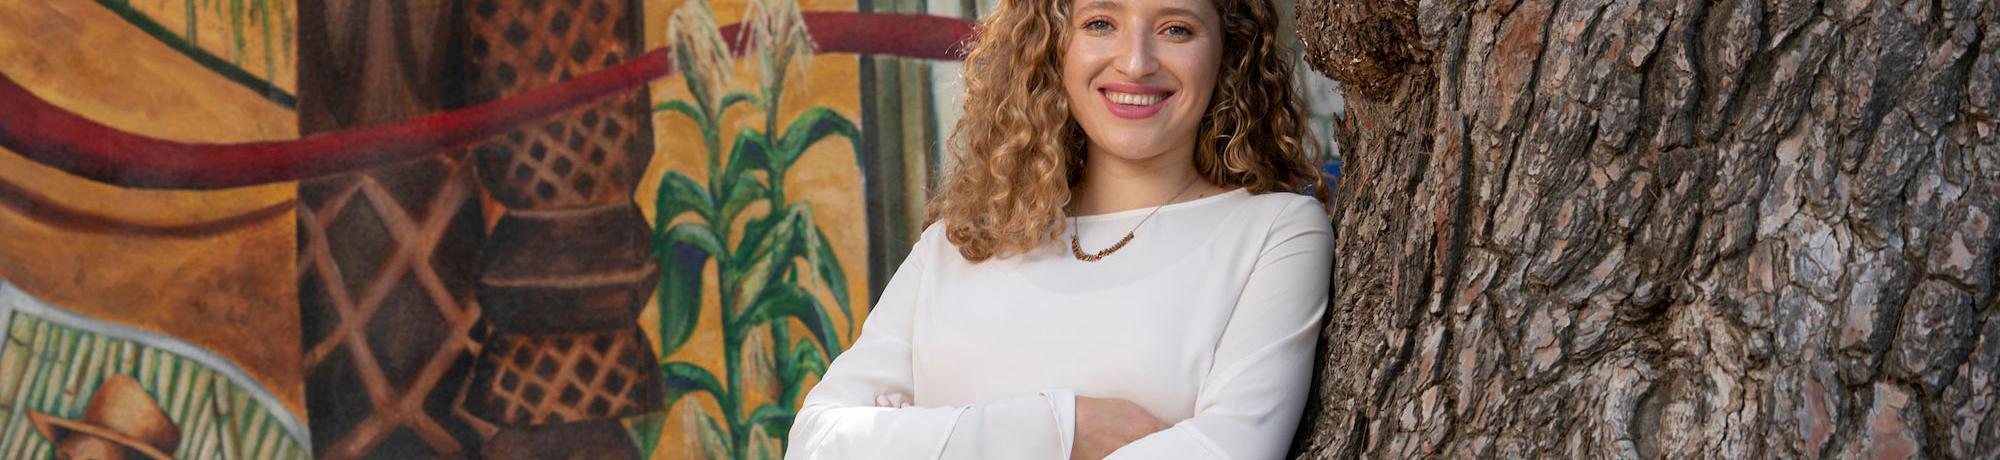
[1295,0,1425,99]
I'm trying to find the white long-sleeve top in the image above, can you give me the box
[786,189,1333,460]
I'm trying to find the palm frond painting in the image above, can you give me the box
[0,283,308,460]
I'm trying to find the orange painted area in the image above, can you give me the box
[0,0,303,416]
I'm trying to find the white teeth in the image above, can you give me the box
[1105,91,1165,106]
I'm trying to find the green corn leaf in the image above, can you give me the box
[720,90,763,115]
[653,171,715,231]
[655,240,709,357]
[746,403,796,444]
[624,411,666,459]
[740,283,843,365]
[719,169,770,225]
[691,405,735,458]
[733,208,788,265]
[661,361,727,413]
[653,170,718,358]
[661,222,726,259]
[732,206,804,314]
[791,338,829,377]
[775,107,861,171]
[782,338,829,404]
[652,99,708,128]
[722,128,775,189]
[803,223,854,337]
[732,202,822,308]
[733,202,851,349]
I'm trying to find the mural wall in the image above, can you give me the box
[0,1,1337,458]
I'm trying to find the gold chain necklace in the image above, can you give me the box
[1069,177,1201,262]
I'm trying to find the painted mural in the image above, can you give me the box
[0,0,963,458]
[0,0,1337,458]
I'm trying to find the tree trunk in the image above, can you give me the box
[1289,0,1999,456]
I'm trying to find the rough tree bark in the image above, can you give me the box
[1289,0,1999,456]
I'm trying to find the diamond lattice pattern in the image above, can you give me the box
[298,158,485,459]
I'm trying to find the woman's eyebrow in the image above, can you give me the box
[1154,7,1206,22]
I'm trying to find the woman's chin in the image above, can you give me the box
[1089,139,1183,163]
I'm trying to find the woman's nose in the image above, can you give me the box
[1114,29,1161,77]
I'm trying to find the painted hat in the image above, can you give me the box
[27,374,181,460]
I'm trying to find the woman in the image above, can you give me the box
[785,0,1331,457]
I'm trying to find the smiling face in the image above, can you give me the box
[1062,0,1224,165]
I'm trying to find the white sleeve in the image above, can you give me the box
[785,229,1075,460]
[1104,197,1334,460]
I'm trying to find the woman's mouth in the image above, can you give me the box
[1099,87,1173,119]
[1105,91,1166,106]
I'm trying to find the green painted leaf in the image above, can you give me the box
[722,128,775,192]
[732,203,850,362]
[720,90,762,115]
[653,171,715,232]
[732,205,806,313]
[804,223,854,338]
[624,411,666,459]
[733,208,788,266]
[719,170,770,226]
[741,283,843,366]
[782,338,829,404]
[651,99,708,128]
[691,404,734,458]
[790,338,829,378]
[655,240,708,358]
[747,403,795,425]
[662,222,726,259]
[746,403,796,445]
[775,107,861,170]
[661,361,727,413]
[653,171,716,359]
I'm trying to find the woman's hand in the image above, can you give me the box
[873,393,911,408]
[1071,396,1166,460]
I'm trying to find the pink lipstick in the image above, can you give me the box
[1098,83,1174,120]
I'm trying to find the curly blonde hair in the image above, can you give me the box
[928,0,1327,262]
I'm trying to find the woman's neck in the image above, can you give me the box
[1069,145,1224,216]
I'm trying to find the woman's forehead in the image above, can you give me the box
[1071,0,1221,20]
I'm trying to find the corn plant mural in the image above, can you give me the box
[635,0,859,458]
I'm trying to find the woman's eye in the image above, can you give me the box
[1083,19,1113,32]
[1163,25,1193,37]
